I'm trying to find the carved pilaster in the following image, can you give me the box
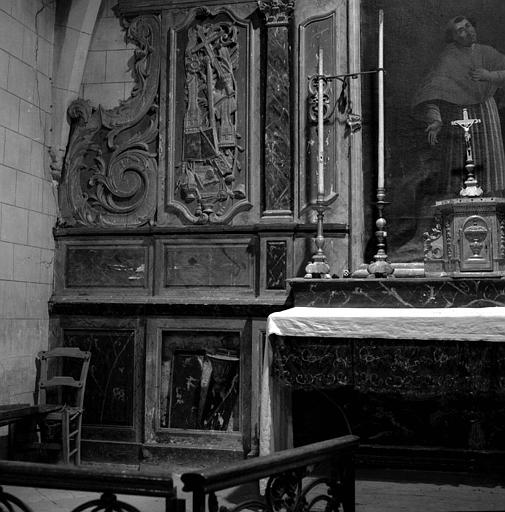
[59,14,161,228]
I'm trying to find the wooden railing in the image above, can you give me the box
[181,434,359,512]
[0,460,184,512]
[0,434,358,512]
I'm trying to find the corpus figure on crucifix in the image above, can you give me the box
[451,108,482,196]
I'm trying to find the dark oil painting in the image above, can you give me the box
[361,0,505,262]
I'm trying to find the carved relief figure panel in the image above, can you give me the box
[163,8,256,225]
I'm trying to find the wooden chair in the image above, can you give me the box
[36,347,91,465]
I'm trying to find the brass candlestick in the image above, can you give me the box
[367,187,393,277]
[304,200,332,279]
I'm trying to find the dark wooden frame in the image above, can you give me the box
[145,317,253,455]
[50,316,145,446]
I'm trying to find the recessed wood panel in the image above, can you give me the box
[163,242,253,288]
[266,240,287,290]
[65,246,148,288]
[64,329,135,428]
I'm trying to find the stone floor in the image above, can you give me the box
[2,467,505,512]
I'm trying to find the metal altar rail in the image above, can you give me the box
[0,460,183,512]
[0,434,359,512]
[181,434,359,512]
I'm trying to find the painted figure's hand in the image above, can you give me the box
[470,68,492,81]
[426,120,442,145]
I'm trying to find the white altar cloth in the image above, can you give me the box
[267,306,505,342]
[259,307,505,456]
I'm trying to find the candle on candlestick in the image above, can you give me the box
[367,8,393,278]
[317,46,325,198]
[378,9,384,189]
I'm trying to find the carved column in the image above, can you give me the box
[258,0,294,215]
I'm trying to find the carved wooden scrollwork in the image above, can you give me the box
[166,9,252,225]
[499,213,505,258]
[423,215,443,260]
[59,14,161,228]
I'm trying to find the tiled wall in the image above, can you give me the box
[81,0,135,109]
[0,0,56,405]
[0,0,134,407]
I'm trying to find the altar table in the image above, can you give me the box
[259,307,505,456]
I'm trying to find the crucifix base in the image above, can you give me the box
[424,196,505,278]
[460,184,483,198]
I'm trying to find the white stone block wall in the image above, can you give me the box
[81,0,135,109]
[0,0,56,406]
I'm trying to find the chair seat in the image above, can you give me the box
[45,407,82,421]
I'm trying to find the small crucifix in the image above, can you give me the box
[451,108,483,197]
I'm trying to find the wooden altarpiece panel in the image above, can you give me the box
[50,316,145,455]
[160,3,259,225]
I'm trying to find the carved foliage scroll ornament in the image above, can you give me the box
[177,19,247,224]
[257,0,295,26]
[60,15,161,227]
[423,215,443,260]
[499,214,505,258]
[445,215,453,259]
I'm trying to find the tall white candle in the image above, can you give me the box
[317,47,325,198]
[378,9,384,189]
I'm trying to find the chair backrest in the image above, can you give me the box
[37,347,91,409]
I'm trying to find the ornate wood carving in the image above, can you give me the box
[423,217,443,260]
[424,198,505,276]
[257,0,294,26]
[166,9,253,224]
[499,213,505,258]
[59,15,161,228]
[461,215,492,271]
[444,215,453,259]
